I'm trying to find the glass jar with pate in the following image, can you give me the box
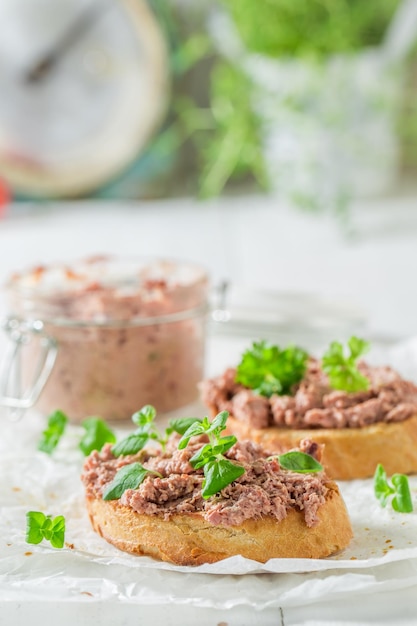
[2,256,209,422]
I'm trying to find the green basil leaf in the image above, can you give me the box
[202,458,245,499]
[37,410,68,454]
[112,433,149,457]
[79,417,116,456]
[391,474,413,513]
[278,451,323,473]
[102,462,151,501]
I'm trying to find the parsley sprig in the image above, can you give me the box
[178,410,245,498]
[235,340,308,397]
[374,464,413,513]
[26,511,66,548]
[322,336,370,392]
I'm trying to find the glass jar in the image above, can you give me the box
[2,256,209,422]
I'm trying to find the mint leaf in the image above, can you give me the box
[277,451,323,473]
[235,341,308,397]
[322,336,370,392]
[102,462,160,501]
[38,410,68,454]
[79,417,116,456]
[26,511,66,548]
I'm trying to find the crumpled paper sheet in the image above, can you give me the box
[2,337,417,608]
[2,414,417,608]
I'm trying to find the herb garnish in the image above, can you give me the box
[112,405,202,457]
[277,451,323,473]
[178,410,245,498]
[37,410,68,454]
[103,409,323,502]
[322,336,370,392]
[26,511,66,548]
[102,463,162,501]
[235,340,308,397]
[166,416,204,436]
[102,409,203,500]
[374,464,413,513]
[79,417,116,456]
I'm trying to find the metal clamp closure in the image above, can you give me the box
[0,317,57,420]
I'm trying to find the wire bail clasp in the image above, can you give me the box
[0,317,57,420]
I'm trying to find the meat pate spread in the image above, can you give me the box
[81,435,328,528]
[7,256,208,421]
[201,359,417,430]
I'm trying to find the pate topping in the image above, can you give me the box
[200,358,417,429]
[81,437,328,528]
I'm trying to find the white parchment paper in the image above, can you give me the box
[2,337,417,608]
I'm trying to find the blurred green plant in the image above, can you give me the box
[220,0,401,58]
[146,0,403,204]
[179,63,269,198]
[146,0,268,198]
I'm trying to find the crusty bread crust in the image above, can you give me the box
[86,481,352,565]
[224,414,417,481]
